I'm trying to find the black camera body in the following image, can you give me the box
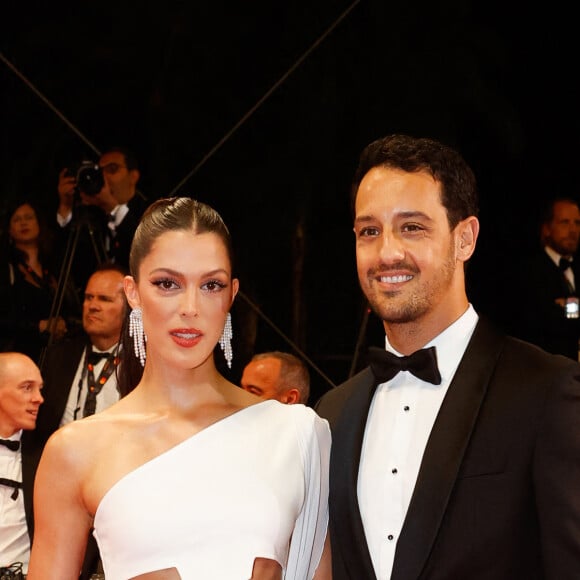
[66,160,104,197]
[0,562,24,579]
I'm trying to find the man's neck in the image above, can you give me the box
[90,337,118,352]
[385,300,470,355]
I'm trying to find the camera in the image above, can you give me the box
[0,562,24,579]
[565,297,579,319]
[66,160,105,197]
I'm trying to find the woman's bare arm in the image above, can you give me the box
[27,427,94,579]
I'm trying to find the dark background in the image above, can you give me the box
[1,1,579,402]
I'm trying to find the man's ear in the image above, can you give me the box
[129,168,140,187]
[123,276,140,310]
[456,216,479,262]
[281,389,301,405]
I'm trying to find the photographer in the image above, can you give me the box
[55,146,148,299]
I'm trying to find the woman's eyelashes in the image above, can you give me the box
[151,277,180,291]
[150,277,227,293]
[201,279,227,293]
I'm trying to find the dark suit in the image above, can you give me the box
[506,248,580,360]
[20,430,43,548]
[315,317,580,579]
[108,192,148,271]
[33,337,103,579]
[36,338,87,445]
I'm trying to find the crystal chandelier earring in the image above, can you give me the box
[129,308,147,367]
[219,312,233,368]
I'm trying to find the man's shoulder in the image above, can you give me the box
[127,191,149,216]
[315,368,373,420]
[43,337,86,368]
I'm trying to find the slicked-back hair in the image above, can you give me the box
[129,197,234,281]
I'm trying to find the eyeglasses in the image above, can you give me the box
[100,162,127,175]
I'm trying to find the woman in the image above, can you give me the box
[0,200,74,362]
[28,197,331,579]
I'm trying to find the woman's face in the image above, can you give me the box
[125,229,238,370]
[9,203,40,246]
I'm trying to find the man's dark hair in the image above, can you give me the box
[540,197,580,226]
[102,146,139,171]
[351,134,479,229]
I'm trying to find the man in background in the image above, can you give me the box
[0,352,43,577]
[32,262,128,578]
[507,197,580,359]
[241,351,310,404]
[36,262,128,441]
[55,146,148,297]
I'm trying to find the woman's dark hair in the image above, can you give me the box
[129,196,234,280]
[1,199,57,270]
[118,197,234,396]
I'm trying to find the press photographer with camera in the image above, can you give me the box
[55,146,148,300]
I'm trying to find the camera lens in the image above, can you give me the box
[76,161,104,196]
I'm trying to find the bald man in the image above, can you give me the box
[0,352,43,576]
[240,351,310,404]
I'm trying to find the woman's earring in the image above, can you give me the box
[219,312,233,368]
[129,308,147,367]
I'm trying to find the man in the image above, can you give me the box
[507,197,580,359]
[315,134,580,579]
[32,262,127,579]
[55,146,148,295]
[0,352,43,576]
[36,262,128,441]
[240,351,310,404]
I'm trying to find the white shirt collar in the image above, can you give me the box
[544,244,571,268]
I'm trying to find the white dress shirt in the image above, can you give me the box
[358,305,479,579]
[0,430,30,573]
[60,345,121,426]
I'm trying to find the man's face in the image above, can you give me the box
[240,358,284,401]
[354,166,470,327]
[83,270,126,346]
[0,353,43,436]
[99,151,139,205]
[542,200,580,257]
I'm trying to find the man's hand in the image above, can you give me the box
[39,317,68,340]
[57,168,76,219]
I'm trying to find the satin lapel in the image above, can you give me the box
[330,368,378,580]
[391,318,505,580]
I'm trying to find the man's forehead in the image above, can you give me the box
[0,356,40,385]
[100,151,125,165]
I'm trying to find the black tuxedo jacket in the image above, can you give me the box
[508,249,580,360]
[32,337,101,578]
[109,192,148,271]
[315,317,580,579]
[36,338,87,446]
[20,430,44,545]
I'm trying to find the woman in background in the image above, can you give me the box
[0,199,75,363]
[28,197,331,579]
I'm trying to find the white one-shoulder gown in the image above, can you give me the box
[93,401,331,579]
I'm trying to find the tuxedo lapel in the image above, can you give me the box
[391,318,505,580]
[330,367,378,579]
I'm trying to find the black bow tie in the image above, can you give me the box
[368,346,442,385]
[559,257,573,272]
[88,351,113,365]
[0,438,20,451]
